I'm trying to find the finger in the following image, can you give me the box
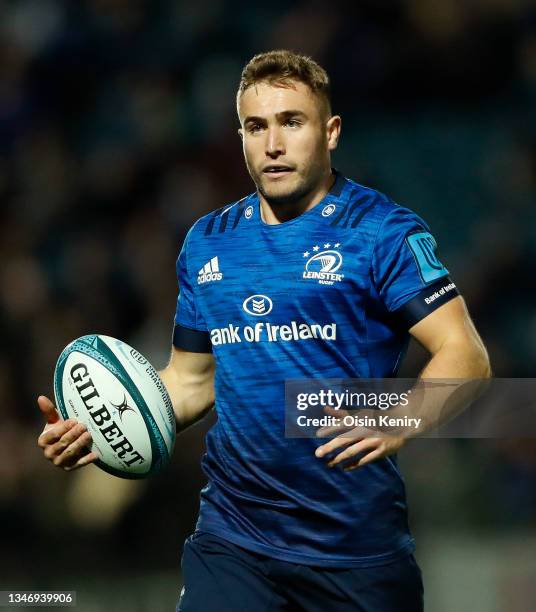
[52,430,93,468]
[37,395,60,425]
[343,447,385,472]
[315,430,366,458]
[316,425,348,438]
[64,451,99,471]
[316,414,374,439]
[316,407,353,437]
[38,419,78,449]
[49,425,90,464]
[316,419,352,438]
[327,438,381,468]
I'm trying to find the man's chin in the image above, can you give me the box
[262,188,295,206]
[259,178,308,206]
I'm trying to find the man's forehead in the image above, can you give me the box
[238,80,317,116]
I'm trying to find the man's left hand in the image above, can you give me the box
[314,407,406,471]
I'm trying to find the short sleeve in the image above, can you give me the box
[372,206,459,328]
[172,229,212,352]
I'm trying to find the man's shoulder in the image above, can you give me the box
[345,178,395,211]
[340,177,410,234]
[344,177,427,228]
[187,194,256,240]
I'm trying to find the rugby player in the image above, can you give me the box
[37,50,491,611]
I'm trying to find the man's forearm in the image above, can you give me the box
[407,340,492,434]
[420,338,491,379]
[350,341,493,438]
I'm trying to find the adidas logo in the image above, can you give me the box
[197,256,223,284]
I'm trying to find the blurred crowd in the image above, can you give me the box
[0,0,535,585]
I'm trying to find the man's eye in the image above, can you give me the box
[285,119,301,127]
[248,124,262,133]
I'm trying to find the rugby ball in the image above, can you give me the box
[54,335,175,479]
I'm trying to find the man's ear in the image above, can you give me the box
[326,115,341,151]
[238,128,244,141]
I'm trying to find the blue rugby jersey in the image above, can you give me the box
[173,171,459,567]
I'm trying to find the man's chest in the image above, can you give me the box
[190,227,373,328]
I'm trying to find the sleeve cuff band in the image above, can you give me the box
[173,324,213,353]
[393,277,460,329]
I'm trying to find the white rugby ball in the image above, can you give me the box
[54,334,175,479]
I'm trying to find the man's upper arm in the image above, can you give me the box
[160,347,215,430]
[408,295,485,356]
[173,226,213,353]
[164,225,216,426]
[372,205,489,372]
[167,346,215,382]
[373,206,460,329]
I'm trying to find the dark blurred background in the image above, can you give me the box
[0,1,535,610]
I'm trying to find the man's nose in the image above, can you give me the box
[266,127,285,157]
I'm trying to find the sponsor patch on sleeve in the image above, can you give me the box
[394,277,460,328]
[406,231,449,284]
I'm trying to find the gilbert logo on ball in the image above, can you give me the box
[54,335,176,479]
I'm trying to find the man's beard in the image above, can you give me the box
[257,173,313,207]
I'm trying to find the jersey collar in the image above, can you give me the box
[253,168,351,227]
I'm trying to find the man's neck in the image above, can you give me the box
[259,170,336,225]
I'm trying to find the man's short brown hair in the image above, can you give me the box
[237,50,332,117]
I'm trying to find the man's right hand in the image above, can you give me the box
[37,395,98,471]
